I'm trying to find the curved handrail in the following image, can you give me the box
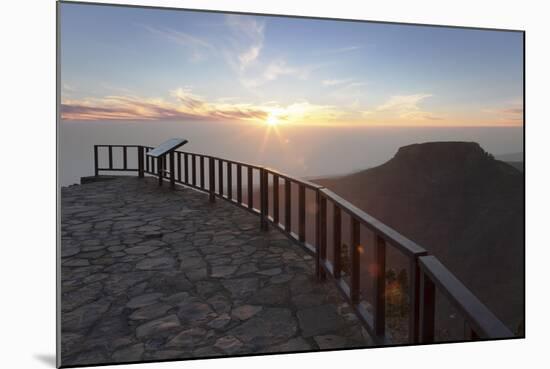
[264,167,325,190]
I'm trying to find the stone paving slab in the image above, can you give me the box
[61,176,372,366]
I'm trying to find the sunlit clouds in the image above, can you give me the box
[61,92,267,122]
[60,6,524,127]
[61,88,523,126]
[61,87,346,125]
[371,94,444,122]
[376,93,433,112]
[481,101,524,126]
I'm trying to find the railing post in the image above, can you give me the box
[260,168,268,231]
[227,162,232,200]
[108,145,113,169]
[137,146,144,178]
[184,153,189,184]
[315,190,320,279]
[192,154,196,187]
[200,156,205,189]
[317,193,327,281]
[350,218,360,304]
[409,256,421,343]
[247,167,253,209]
[419,271,436,343]
[176,152,181,182]
[169,151,175,189]
[94,145,99,176]
[209,157,215,203]
[157,157,163,186]
[333,206,342,279]
[468,326,479,340]
[373,235,386,336]
[145,147,150,174]
[265,172,269,217]
[298,184,306,242]
[273,174,279,224]
[284,179,291,232]
[237,164,242,204]
[218,160,224,197]
[123,146,128,170]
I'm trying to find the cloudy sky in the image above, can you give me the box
[60,3,523,127]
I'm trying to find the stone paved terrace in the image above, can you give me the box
[61,176,372,366]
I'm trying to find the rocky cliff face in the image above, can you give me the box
[316,142,524,332]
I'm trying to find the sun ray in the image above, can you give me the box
[257,125,273,156]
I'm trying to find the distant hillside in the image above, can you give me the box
[495,152,523,172]
[496,152,523,162]
[315,141,524,332]
[505,161,523,172]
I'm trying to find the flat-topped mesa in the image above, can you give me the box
[391,141,494,170]
[378,141,523,191]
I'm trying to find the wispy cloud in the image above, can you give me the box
[171,87,205,110]
[341,81,367,90]
[61,83,76,99]
[223,15,319,88]
[323,79,368,108]
[263,60,297,81]
[326,45,362,54]
[61,87,343,125]
[142,24,214,62]
[376,93,432,112]
[62,83,75,92]
[225,15,265,71]
[322,78,353,86]
[238,45,262,70]
[61,100,197,121]
[502,108,523,115]
[323,78,367,92]
[241,60,315,88]
[99,83,134,95]
[482,101,523,124]
[399,111,444,121]
[61,89,267,122]
[373,93,444,122]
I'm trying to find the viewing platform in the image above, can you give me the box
[60,140,514,366]
[61,176,371,366]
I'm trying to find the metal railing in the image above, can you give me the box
[93,144,515,344]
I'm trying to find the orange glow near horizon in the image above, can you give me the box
[60,92,524,128]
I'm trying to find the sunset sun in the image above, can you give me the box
[265,114,280,126]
